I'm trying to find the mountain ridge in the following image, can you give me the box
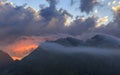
[1,34,120,75]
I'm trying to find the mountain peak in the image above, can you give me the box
[86,34,120,48]
[51,37,84,46]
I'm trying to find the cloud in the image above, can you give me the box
[70,0,99,14]
[0,1,98,46]
[93,5,120,38]
[96,16,108,28]
[2,35,55,60]
[0,1,74,43]
[0,0,7,2]
[112,6,120,27]
[0,1,120,59]
[0,1,73,59]
[112,0,117,5]
[108,2,111,6]
[3,41,120,74]
[67,16,97,35]
[41,42,120,55]
[0,3,41,43]
[112,5,120,13]
[0,1,99,47]
[94,9,98,14]
[41,0,58,20]
[80,0,99,14]
[46,0,58,7]
[0,1,67,43]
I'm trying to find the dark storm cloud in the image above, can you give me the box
[41,0,58,20]
[67,16,97,35]
[80,0,98,14]
[71,0,99,14]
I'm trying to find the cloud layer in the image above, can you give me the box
[0,1,97,45]
[94,5,120,37]
[0,1,120,59]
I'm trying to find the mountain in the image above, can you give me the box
[86,34,120,48]
[51,37,85,46]
[0,50,13,70]
[1,34,120,75]
[51,34,120,48]
[2,42,120,75]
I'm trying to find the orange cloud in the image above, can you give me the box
[3,36,50,60]
[5,38,39,60]
[12,56,22,60]
[1,35,60,60]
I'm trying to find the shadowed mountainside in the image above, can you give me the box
[1,34,120,75]
[0,50,13,70]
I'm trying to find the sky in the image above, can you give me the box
[7,0,119,21]
[7,0,81,17]
[0,0,120,60]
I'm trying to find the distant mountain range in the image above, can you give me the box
[1,34,120,75]
[52,34,120,48]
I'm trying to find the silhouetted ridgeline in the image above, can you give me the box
[0,50,13,71]
[1,34,120,75]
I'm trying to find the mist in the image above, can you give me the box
[40,42,120,56]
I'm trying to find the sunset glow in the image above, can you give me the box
[12,56,22,60]
[6,39,39,60]
[11,44,38,60]
[3,36,58,60]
